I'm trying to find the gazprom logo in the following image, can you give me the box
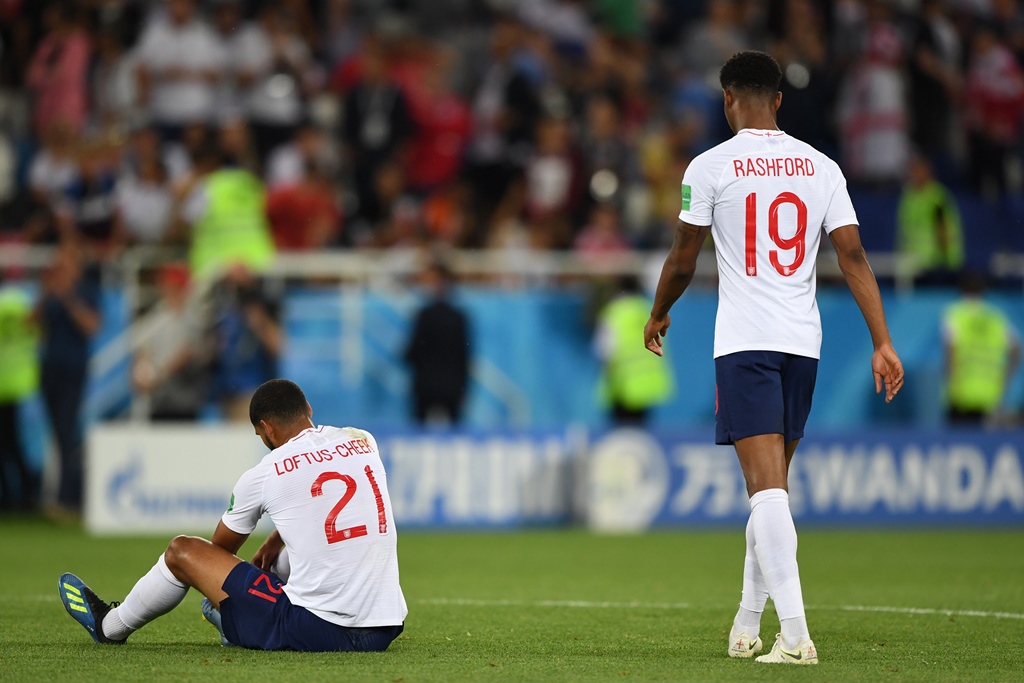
[107,455,228,518]
[586,429,670,532]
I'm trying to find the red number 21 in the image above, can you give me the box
[744,191,807,277]
[310,466,388,545]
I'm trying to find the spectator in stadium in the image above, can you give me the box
[0,282,41,511]
[907,0,962,178]
[265,123,333,189]
[28,121,79,208]
[234,4,317,167]
[964,22,1024,200]
[574,202,630,256]
[209,265,281,422]
[56,139,126,261]
[943,272,1021,425]
[35,244,100,516]
[323,0,362,68]
[176,145,275,281]
[341,40,413,231]
[836,0,909,185]
[404,261,471,426]
[770,0,834,155]
[163,122,210,182]
[464,14,541,245]
[520,116,580,249]
[896,154,964,286]
[579,94,633,220]
[132,263,210,422]
[594,275,671,425]
[92,27,140,131]
[211,0,245,117]
[404,47,471,196]
[25,1,91,136]
[116,141,174,246]
[218,116,260,175]
[135,0,226,137]
[266,162,341,250]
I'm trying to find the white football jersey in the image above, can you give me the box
[679,129,858,359]
[222,425,407,628]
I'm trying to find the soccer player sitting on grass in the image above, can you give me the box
[59,379,407,652]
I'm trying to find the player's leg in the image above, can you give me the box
[716,353,783,657]
[752,354,818,664]
[728,512,767,657]
[70,536,243,644]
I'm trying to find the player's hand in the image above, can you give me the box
[644,314,671,357]
[872,342,904,404]
[251,530,285,571]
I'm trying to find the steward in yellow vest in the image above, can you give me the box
[897,155,963,285]
[596,277,673,425]
[0,285,41,510]
[943,274,1021,424]
[184,149,276,280]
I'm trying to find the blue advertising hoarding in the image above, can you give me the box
[84,425,1024,534]
[371,428,1024,529]
[584,429,1024,529]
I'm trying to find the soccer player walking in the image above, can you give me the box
[644,51,904,665]
[59,379,407,652]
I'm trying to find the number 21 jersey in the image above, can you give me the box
[679,129,858,359]
[222,425,407,628]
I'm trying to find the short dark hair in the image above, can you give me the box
[720,51,782,100]
[249,379,309,426]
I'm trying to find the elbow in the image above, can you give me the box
[837,245,868,272]
[668,253,697,282]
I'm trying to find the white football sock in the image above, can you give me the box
[733,514,768,640]
[102,554,188,640]
[749,488,809,650]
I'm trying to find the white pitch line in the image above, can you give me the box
[418,597,1024,621]
[823,604,1024,621]
[7,595,1023,621]
[419,598,691,610]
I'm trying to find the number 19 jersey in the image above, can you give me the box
[222,425,407,628]
[679,129,859,359]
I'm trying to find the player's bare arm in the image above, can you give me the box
[210,520,249,556]
[644,220,711,356]
[251,530,285,571]
[829,224,905,403]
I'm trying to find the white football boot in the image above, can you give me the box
[727,626,763,658]
[755,633,818,664]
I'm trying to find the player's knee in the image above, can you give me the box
[164,535,199,571]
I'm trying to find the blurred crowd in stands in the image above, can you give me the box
[4,0,1024,513]
[2,0,1024,267]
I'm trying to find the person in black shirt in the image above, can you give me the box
[404,262,471,426]
[35,244,100,514]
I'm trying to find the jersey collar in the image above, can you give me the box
[738,128,787,137]
[286,425,324,443]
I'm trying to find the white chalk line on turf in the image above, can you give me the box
[8,594,1022,621]
[418,597,1024,621]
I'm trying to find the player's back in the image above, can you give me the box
[680,129,858,359]
[256,425,406,628]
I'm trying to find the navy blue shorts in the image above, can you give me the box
[714,351,818,446]
[219,562,404,652]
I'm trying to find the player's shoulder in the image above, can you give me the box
[686,140,739,180]
[320,424,380,448]
[784,134,844,179]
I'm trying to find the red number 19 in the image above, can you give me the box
[744,191,807,277]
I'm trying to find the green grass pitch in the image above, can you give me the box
[1,518,1022,682]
